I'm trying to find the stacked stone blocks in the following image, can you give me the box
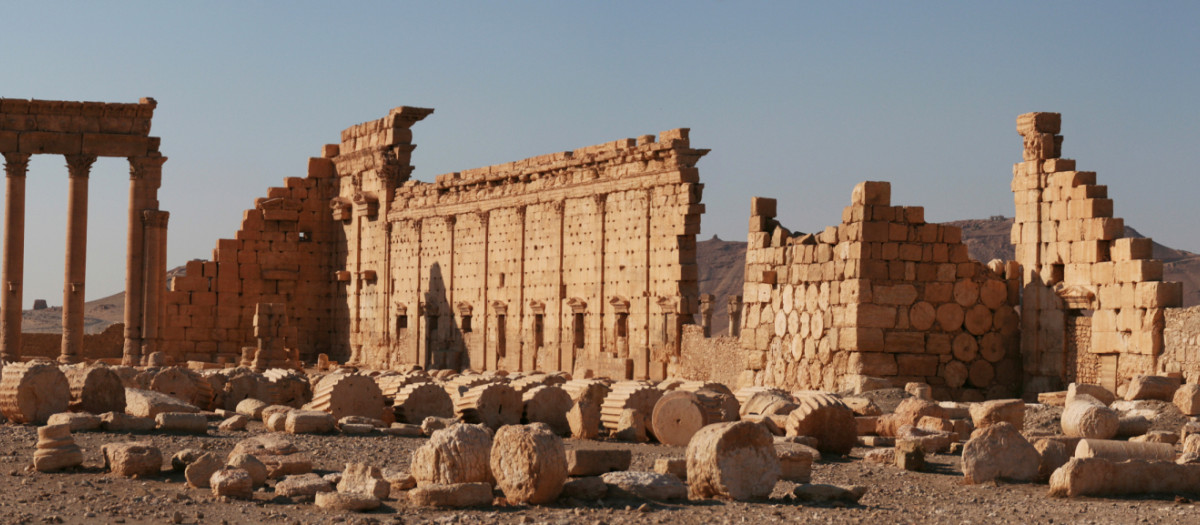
[740,182,1021,400]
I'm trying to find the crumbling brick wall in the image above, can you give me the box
[738,182,1021,400]
[1012,112,1182,394]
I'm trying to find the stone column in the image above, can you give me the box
[1,153,30,362]
[60,154,97,364]
[140,210,169,361]
[727,295,743,338]
[699,294,714,337]
[122,154,165,365]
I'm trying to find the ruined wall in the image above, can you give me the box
[739,182,1021,400]
[21,324,124,360]
[1012,112,1182,394]
[374,128,708,380]
[1161,306,1200,383]
[162,107,707,381]
[675,325,742,388]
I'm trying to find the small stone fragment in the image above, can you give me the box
[211,467,254,499]
[338,463,390,499]
[102,442,163,478]
[406,482,493,507]
[566,448,631,477]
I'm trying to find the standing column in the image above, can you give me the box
[122,154,165,365]
[140,210,169,361]
[60,154,97,364]
[1,153,30,362]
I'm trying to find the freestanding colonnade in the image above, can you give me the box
[0,97,167,365]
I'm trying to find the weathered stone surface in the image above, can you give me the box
[687,420,780,501]
[1049,457,1200,498]
[863,448,895,464]
[961,422,1039,484]
[285,410,336,434]
[968,399,1025,432]
[1074,438,1175,462]
[338,463,390,499]
[600,471,688,501]
[171,448,207,471]
[777,443,814,482]
[227,453,268,487]
[561,476,607,501]
[315,491,381,511]
[566,448,631,477]
[895,439,925,472]
[100,411,156,432]
[1061,396,1119,439]
[62,365,126,415]
[211,467,254,499]
[895,425,953,453]
[490,423,567,504]
[393,382,455,424]
[46,412,100,432]
[406,482,493,507]
[566,400,600,440]
[841,396,882,417]
[522,385,572,436]
[0,362,70,424]
[654,457,688,480]
[230,435,312,479]
[185,453,223,488]
[308,372,386,422]
[1174,384,1200,416]
[650,391,705,446]
[1116,413,1152,438]
[876,398,946,437]
[1067,383,1114,406]
[156,412,208,433]
[455,382,523,430]
[785,393,857,455]
[102,442,163,477]
[383,423,422,437]
[614,408,648,442]
[905,382,932,400]
[32,424,83,472]
[384,469,416,492]
[1124,375,1179,401]
[412,423,494,486]
[218,414,250,431]
[1129,430,1178,444]
[1033,438,1074,482]
[124,388,198,419]
[235,398,270,420]
[275,473,333,499]
[791,484,868,503]
[421,416,461,436]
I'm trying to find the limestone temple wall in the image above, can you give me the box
[1163,306,1200,383]
[160,107,709,380]
[1011,113,1183,395]
[736,182,1022,400]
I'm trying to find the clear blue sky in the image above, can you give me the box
[2,1,1197,307]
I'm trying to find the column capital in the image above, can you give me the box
[143,209,170,228]
[128,154,167,181]
[476,210,490,228]
[3,153,31,177]
[65,154,97,178]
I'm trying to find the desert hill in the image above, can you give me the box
[23,218,1200,334]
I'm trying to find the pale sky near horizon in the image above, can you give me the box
[1,1,1198,308]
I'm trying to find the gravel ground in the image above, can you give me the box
[1,411,1198,525]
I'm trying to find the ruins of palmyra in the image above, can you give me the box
[0,98,167,366]
[0,99,1195,402]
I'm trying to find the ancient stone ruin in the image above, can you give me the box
[4,101,1200,519]
[0,98,167,366]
